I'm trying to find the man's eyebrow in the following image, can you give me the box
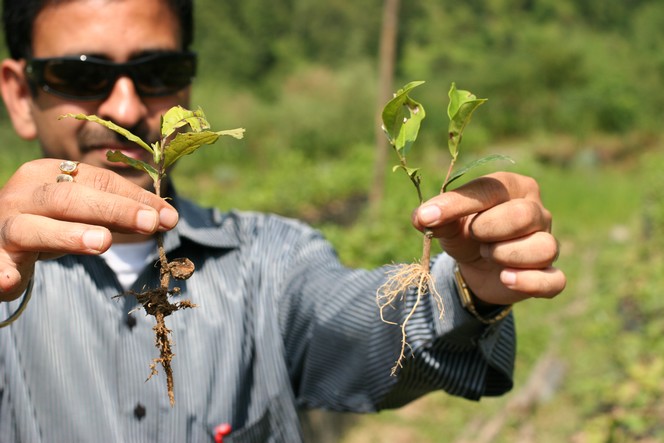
[129,49,184,59]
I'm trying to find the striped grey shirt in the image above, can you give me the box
[0,195,515,442]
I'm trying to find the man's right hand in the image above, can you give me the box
[0,159,179,301]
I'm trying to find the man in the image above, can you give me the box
[0,0,565,441]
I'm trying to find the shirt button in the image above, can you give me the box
[134,403,146,421]
[126,314,137,330]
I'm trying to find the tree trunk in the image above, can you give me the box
[368,0,400,217]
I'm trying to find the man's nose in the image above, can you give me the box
[96,75,148,128]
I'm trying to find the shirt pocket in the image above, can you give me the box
[224,410,272,443]
[188,409,275,443]
[190,387,301,442]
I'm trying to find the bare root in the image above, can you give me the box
[147,311,175,405]
[377,262,444,376]
[120,286,197,407]
[115,251,197,406]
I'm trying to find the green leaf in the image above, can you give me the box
[215,128,246,140]
[392,164,421,179]
[163,128,245,168]
[161,105,210,139]
[443,154,515,192]
[447,83,487,159]
[59,113,153,154]
[381,81,426,157]
[106,151,159,183]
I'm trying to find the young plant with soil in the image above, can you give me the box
[62,107,244,405]
[378,81,511,375]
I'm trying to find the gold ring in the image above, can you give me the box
[56,160,79,183]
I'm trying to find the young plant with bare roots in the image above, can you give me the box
[62,107,244,405]
[378,82,511,375]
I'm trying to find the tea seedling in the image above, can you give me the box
[61,106,244,405]
[378,82,512,375]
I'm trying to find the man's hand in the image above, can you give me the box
[0,159,179,301]
[412,172,565,306]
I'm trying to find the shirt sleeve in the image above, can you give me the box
[277,226,515,413]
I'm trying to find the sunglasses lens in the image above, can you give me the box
[132,53,196,97]
[42,59,111,98]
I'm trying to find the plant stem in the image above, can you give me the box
[421,229,433,270]
[401,157,432,269]
[154,158,170,284]
[154,174,171,288]
[442,156,457,191]
[411,175,424,204]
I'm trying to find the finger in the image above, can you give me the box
[9,161,178,234]
[0,214,37,298]
[500,267,566,300]
[413,172,543,230]
[419,199,553,264]
[1,214,112,254]
[0,247,38,301]
[14,159,166,205]
[0,265,23,298]
[424,199,551,253]
[67,161,169,209]
[470,198,552,241]
[480,232,559,269]
[32,182,174,234]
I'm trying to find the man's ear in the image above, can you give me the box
[0,59,37,140]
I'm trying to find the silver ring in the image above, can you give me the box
[56,160,79,183]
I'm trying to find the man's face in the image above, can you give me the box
[22,0,190,190]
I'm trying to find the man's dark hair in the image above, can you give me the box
[2,0,194,59]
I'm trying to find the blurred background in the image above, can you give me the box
[3,0,664,441]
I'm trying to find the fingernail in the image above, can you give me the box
[418,205,442,226]
[136,209,159,233]
[82,230,106,252]
[159,208,179,230]
[501,270,517,286]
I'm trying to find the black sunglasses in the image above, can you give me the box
[24,52,197,100]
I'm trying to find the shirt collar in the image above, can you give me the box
[162,193,241,251]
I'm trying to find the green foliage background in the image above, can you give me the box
[2,0,664,441]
